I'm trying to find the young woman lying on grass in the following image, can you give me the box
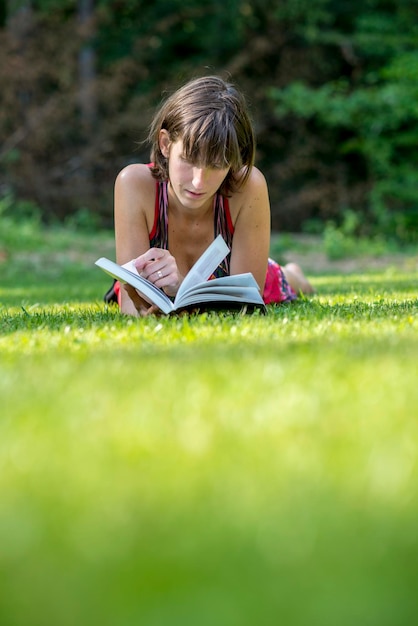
[110,75,314,316]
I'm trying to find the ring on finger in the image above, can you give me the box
[157,270,163,279]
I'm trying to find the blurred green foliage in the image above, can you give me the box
[269,0,418,241]
[0,0,417,242]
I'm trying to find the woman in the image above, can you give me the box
[112,75,313,316]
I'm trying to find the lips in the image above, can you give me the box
[185,190,205,198]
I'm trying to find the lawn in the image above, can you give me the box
[1,227,417,626]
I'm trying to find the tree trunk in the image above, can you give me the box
[78,0,96,134]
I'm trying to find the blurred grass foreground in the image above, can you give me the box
[1,222,418,626]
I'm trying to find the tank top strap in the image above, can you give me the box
[213,192,234,276]
[149,179,169,249]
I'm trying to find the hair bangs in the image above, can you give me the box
[181,110,243,172]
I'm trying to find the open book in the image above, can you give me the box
[95,235,266,314]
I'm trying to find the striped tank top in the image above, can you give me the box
[148,178,296,304]
[149,179,234,279]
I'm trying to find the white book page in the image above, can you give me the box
[174,235,230,304]
[178,273,260,301]
[95,257,173,313]
[122,259,141,274]
[175,276,264,309]
[177,291,264,307]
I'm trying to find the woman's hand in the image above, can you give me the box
[134,247,183,298]
[120,248,183,317]
[122,284,162,317]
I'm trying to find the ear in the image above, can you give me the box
[159,129,171,158]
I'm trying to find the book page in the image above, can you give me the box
[175,234,230,304]
[175,274,264,309]
[95,257,174,314]
[121,259,142,275]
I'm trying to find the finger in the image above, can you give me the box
[139,259,167,281]
[134,257,151,272]
[134,249,161,271]
[148,265,170,285]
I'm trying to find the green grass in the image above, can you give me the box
[1,228,418,626]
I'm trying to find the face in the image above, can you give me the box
[159,131,230,210]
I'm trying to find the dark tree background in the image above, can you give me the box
[1,0,417,241]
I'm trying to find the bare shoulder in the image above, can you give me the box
[229,166,269,220]
[114,163,156,226]
[114,163,157,237]
[115,163,155,193]
[245,165,268,189]
[234,166,268,202]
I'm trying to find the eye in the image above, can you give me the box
[211,163,229,171]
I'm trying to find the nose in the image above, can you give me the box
[192,166,205,190]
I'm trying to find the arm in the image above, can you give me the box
[114,164,157,316]
[114,164,182,315]
[229,167,271,292]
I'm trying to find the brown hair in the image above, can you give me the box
[148,75,255,195]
